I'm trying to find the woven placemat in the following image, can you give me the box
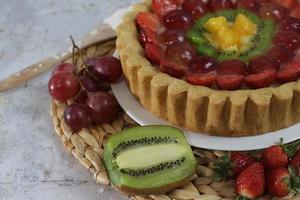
[50,39,300,200]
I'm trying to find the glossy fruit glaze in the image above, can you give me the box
[136,0,300,90]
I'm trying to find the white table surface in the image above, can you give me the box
[0,1,138,199]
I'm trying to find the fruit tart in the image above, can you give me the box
[116,0,300,136]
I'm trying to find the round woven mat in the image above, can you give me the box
[50,39,300,200]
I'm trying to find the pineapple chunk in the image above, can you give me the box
[204,16,229,34]
[233,14,257,35]
[216,28,240,51]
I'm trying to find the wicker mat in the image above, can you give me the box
[49,39,300,200]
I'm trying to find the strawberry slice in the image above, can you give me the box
[236,163,265,199]
[139,29,160,47]
[152,0,185,18]
[244,69,276,89]
[216,74,244,90]
[185,72,216,86]
[217,59,247,76]
[277,61,300,83]
[136,12,161,33]
[145,43,162,64]
[291,4,300,19]
[160,59,188,78]
[271,0,296,9]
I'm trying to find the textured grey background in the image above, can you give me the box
[0,0,138,199]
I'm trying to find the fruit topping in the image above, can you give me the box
[185,56,217,86]
[290,5,300,19]
[271,0,296,9]
[233,14,257,35]
[248,55,279,74]
[280,17,300,34]
[207,0,234,12]
[136,12,161,33]
[159,29,186,46]
[139,29,160,47]
[277,60,300,83]
[235,162,265,199]
[162,9,194,31]
[261,145,288,170]
[267,45,295,65]
[152,0,185,18]
[258,3,287,23]
[216,74,244,90]
[236,0,260,12]
[86,56,123,83]
[291,149,300,172]
[145,43,162,64]
[85,91,118,124]
[160,42,196,78]
[188,56,218,74]
[103,125,197,195]
[273,31,300,51]
[217,59,247,75]
[48,72,79,101]
[185,72,216,86]
[182,0,208,20]
[244,68,276,89]
[52,63,75,75]
[64,104,90,131]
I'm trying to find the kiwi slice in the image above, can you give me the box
[103,125,197,195]
[187,9,275,62]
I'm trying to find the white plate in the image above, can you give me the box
[111,81,300,151]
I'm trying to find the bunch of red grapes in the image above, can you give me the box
[48,56,123,131]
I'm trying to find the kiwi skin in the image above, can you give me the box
[103,125,197,195]
[119,172,196,195]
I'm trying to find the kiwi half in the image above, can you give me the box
[103,125,197,195]
[187,9,275,62]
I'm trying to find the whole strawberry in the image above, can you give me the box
[236,162,265,199]
[261,145,288,170]
[213,152,255,181]
[266,167,300,197]
[291,150,300,173]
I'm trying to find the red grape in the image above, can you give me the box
[159,29,186,46]
[280,17,300,34]
[64,104,90,131]
[48,72,79,101]
[182,0,208,20]
[273,31,300,51]
[74,90,88,104]
[52,63,75,75]
[78,72,100,92]
[248,55,279,74]
[162,9,194,31]
[217,59,247,75]
[85,92,118,124]
[208,0,234,12]
[267,45,295,64]
[160,42,196,78]
[258,3,287,22]
[188,56,217,74]
[87,56,123,83]
[236,0,260,12]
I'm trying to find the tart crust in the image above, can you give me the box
[116,0,300,136]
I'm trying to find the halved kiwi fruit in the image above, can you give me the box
[188,9,275,62]
[103,125,197,195]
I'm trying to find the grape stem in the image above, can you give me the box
[69,35,87,67]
